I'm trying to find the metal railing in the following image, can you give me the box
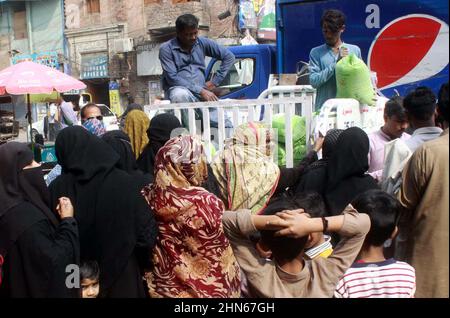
[145,94,314,168]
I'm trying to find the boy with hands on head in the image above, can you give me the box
[222,202,370,298]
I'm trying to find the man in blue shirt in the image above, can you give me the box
[309,9,362,111]
[159,14,235,127]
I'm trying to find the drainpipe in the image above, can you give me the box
[25,0,34,54]
[5,3,12,64]
[61,0,70,74]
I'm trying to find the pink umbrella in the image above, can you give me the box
[0,61,86,143]
[0,61,86,94]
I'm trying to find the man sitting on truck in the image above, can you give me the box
[159,13,235,127]
[309,9,362,111]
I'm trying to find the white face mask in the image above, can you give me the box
[305,235,333,260]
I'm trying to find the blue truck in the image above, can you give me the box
[206,0,449,101]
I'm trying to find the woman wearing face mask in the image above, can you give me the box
[0,142,80,298]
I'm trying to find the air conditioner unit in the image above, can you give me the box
[113,38,134,53]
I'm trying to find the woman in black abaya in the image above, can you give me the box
[101,130,152,187]
[324,127,379,216]
[294,129,343,197]
[0,142,79,298]
[49,126,158,298]
[136,113,183,181]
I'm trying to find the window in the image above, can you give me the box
[87,0,100,14]
[207,58,255,97]
[13,9,27,40]
[97,105,114,117]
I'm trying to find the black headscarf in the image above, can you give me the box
[306,129,344,171]
[0,142,59,261]
[102,130,153,188]
[0,142,34,217]
[322,128,344,159]
[49,126,154,292]
[137,113,182,175]
[101,130,138,173]
[324,127,379,215]
[0,142,58,225]
[294,129,343,196]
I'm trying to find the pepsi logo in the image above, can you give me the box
[368,14,449,90]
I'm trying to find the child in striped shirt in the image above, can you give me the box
[334,190,416,298]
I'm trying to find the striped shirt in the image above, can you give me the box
[334,259,416,298]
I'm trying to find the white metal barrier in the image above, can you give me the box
[145,96,314,168]
[258,85,316,100]
[257,85,316,118]
[314,97,388,138]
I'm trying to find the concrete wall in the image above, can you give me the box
[30,0,64,54]
[0,0,64,70]
[144,0,239,41]
[0,2,30,59]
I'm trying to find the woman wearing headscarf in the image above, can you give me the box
[137,113,183,181]
[101,130,155,276]
[119,102,143,129]
[142,135,241,298]
[46,116,107,187]
[0,142,79,298]
[102,130,140,174]
[49,126,158,298]
[210,122,281,214]
[324,127,379,216]
[124,109,150,159]
[294,129,343,196]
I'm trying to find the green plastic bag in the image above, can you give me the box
[272,114,306,144]
[272,114,307,166]
[277,143,307,167]
[336,54,375,106]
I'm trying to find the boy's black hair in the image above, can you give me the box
[438,82,449,122]
[80,260,100,281]
[80,103,100,120]
[321,9,346,32]
[176,14,199,32]
[404,86,437,121]
[260,197,308,261]
[384,96,407,121]
[351,190,401,247]
[293,192,327,218]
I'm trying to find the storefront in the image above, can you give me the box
[80,53,110,106]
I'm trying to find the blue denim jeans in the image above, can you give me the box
[167,86,233,129]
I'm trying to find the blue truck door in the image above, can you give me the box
[276,0,449,97]
[205,44,275,100]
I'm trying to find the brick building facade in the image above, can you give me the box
[64,0,241,108]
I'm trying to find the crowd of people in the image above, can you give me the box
[0,81,448,298]
[0,10,448,299]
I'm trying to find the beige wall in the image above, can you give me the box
[143,0,239,40]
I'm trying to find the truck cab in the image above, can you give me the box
[206,44,277,100]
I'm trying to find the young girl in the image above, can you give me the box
[80,261,100,298]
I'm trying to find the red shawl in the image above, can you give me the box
[142,135,241,298]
